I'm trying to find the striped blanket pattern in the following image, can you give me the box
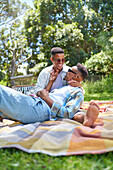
[0,101,113,156]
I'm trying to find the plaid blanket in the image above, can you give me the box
[0,101,113,156]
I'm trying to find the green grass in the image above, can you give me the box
[84,92,113,101]
[0,148,113,170]
[82,73,113,95]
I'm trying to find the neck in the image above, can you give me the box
[53,67,62,73]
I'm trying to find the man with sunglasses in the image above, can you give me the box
[34,47,81,96]
[0,63,99,127]
[37,63,99,127]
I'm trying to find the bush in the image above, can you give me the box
[82,73,113,94]
[0,80,7,86]
[85,51,113,75]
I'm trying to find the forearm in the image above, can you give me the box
[51,101,82,119]
[45,80,54,92]
[36,82,53,96]
[51,91,84,119]
[46,70,58,91]
[41,95,54,108]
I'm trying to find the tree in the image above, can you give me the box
[0,0,32,86]
[42,21,84,65]
[85,29,113,74]
[0,21,33,86]
[25,0,113,74]
[0,0,29,26]
[25,0,87,68]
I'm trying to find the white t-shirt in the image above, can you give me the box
[50,71,63,91]
[49,85,74,105]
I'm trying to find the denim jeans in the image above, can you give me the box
[0,85,51,123]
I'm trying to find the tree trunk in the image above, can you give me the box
[10,48,16,87]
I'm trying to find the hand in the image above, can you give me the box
[49,69,59,82]
[68,80,82,87]
[37,89,49,99]
[37,89,53,107]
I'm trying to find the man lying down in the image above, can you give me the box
[0,63,99,127]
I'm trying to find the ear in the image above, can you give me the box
[79,77,83,82]
[50,57,53,62]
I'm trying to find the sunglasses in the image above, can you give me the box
[53,58,65,63]
[68,69,77,75]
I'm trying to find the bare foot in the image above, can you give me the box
[83,100,100,127]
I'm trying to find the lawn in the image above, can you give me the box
[84,92,113,101]
[0,93,113,170]
[0,148,113,170]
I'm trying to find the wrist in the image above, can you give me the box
[49,79,54,83]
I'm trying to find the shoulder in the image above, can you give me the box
[40,65,53,74]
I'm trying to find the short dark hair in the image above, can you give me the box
[51,47,64,56]
[77,63,88,80]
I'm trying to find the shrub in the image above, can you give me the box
[82,73,113,94]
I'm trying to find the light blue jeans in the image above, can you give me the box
[0,85,51,123]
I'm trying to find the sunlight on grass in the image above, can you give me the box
[84,93,113,101]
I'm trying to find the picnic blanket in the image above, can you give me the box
[0,101,113,156]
